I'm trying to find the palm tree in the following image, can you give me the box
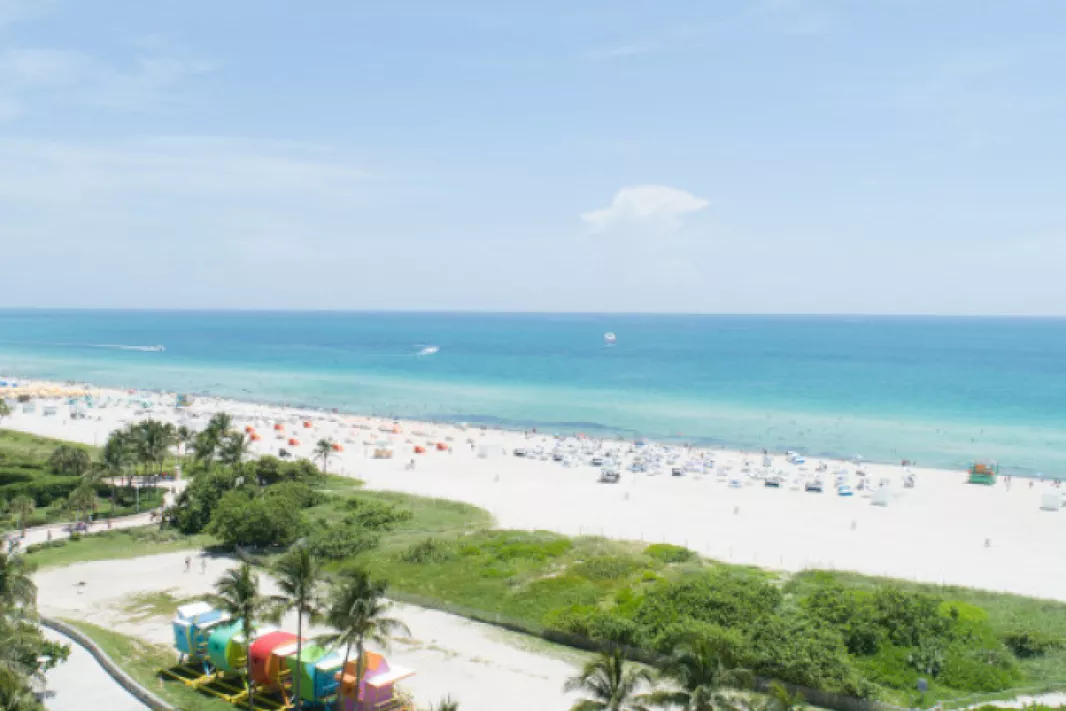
[99,434,131,516]
[9,496,35,538]
[564,647,652,711]
[47,445,92,476]
[103,426,136,488]
[0,552,37,609]
[270,547,323,711]
[0,399,10,424]
[193,429,220,469]
[321,567,410,711]
[313,439,334,473]
[66,480,97,524]
[220,432,251,473]
[208,412,234,437]
[176,425,194,462]
[143,420,176,477]
[213,563,267,711]
[644,635,754,711]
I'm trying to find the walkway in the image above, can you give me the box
[40,627,147,711]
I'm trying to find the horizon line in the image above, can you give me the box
[1,307,1065,319]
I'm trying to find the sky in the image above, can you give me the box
[0,0,1064,314]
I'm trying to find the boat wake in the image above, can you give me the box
[416,345,440,356]
[88,344,166,353]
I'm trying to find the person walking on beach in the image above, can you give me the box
[200,556,207,574]
[184,555,191,573]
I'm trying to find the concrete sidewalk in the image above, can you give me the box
[40,627,147,711]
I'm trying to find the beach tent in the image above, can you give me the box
[872,489,891,507]
[1041,493,1061,512]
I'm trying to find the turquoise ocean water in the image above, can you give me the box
[0,310,1064,475]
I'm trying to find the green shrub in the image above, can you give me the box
[939,645,1020,691]
[746,611,865,695]
[871,588,951,648]
[1003,629,1064,658]
[460,531,572,562]
[571,555,645,581]
[343,497,413,531]
[24,539,69,554]
[803,585,883,655]
[544,604,638,643]
[633,569,782,646]
[645,543,695,563]
[400,537,456,564]
[263,481,322,509]
[307,525,379,561]
[174,470,239,534]
[208,490,303,547]
[858,644,920,689]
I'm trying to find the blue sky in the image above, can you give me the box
[1,0,1063,314]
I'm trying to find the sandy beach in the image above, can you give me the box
[5,378,1066,602]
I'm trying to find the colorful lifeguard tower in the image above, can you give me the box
[337,652,414,711]
[162,603,414,710]
[968,460,999,485]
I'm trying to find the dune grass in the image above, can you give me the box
[61,620,231,711]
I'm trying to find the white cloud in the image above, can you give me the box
[581,185,709,236]
[0,48,212,117]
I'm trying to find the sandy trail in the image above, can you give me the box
[34,551,580,711]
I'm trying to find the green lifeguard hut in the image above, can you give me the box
[968,460,999,485]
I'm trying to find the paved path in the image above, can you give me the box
[40,627,147,711]
[5,483,184,550]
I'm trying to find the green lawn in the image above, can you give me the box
[61,620,232,711]
[0,427,98,459]
[25,527,215,569]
